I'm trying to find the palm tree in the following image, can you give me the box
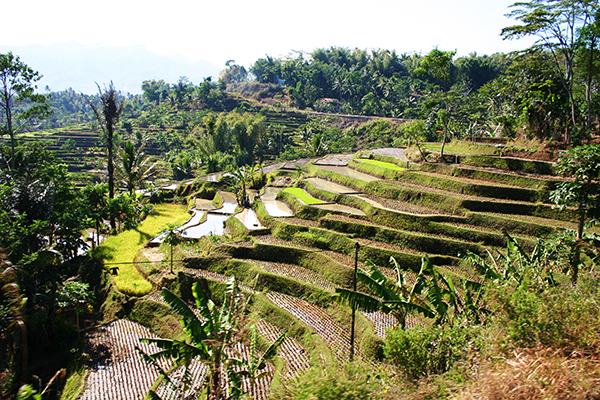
[86,82,124,231]
[304,133,328,157]
[115,141,158,197]
[230,163,263,208]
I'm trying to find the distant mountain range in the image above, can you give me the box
[0,42,222,94]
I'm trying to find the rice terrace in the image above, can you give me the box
[4,2,600,397]
[53,144,598,399]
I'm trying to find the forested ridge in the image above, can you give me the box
[2,1,600,399]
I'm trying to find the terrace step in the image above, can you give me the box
[418,163,562,189]
[265,291,354,362]
[397,169,545,203]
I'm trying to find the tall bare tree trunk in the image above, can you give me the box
[107,123,116,231]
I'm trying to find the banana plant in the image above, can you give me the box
[412,256,460,326]
[138,277,246,400]
[335,258,435,329]
[464,231,559,288]
[138,276,285,400]
[228,324,286,398]
[336,256,488,329]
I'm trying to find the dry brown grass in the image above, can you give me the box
[454,348,600,400]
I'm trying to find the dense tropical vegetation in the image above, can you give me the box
[2,1,600,399]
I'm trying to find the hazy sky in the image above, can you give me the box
[5,0,535,68]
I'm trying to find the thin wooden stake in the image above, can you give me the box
[349,241,359,362]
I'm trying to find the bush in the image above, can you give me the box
[384,324,478,380]
[271,363,381,400]
[489,274,600,352]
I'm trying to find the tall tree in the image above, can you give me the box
[141,79,170,105]
[502,0,599,142]
[0,52,51,170]
[550,144,600,283]
[576,6,600,129]
[415,49,456,160]
[86,82,124,231]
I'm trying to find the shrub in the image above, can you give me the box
[384,324,479,380]
[293,231,329,249]
[489,275,600,352]
[271,363,381,400]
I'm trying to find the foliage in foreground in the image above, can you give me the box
[138,277,286,400]
[271,362,392,400]
[311,232,600,399]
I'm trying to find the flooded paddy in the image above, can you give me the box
[181,212,229,238]
[261,186,294,217]
[235,208,266,230]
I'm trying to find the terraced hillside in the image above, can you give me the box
[84,148,572,399]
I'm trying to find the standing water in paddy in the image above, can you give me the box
[181,212,229,238]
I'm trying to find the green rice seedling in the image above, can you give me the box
[283,187,326,205]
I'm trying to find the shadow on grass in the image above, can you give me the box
[134,227,153,245]
[91,245,115,261]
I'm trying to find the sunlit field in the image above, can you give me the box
[97,203,189,295]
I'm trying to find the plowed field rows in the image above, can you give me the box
[151,287,311,381]
[265,291,354,361]
[352,193,447,215]
[255,320,310,379]
[381,178,547,206]
[253,234,367,271]
[227,342,273,399]
[153,362,207,400]
[253,234,317,252]
[81,319,206,400]
[243,259,336,292]
[362,311,399,338]
[355,237,424,256]
[412,169,533,190]
[182,268,258,294]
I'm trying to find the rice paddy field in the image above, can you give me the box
[81,147,575,399]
